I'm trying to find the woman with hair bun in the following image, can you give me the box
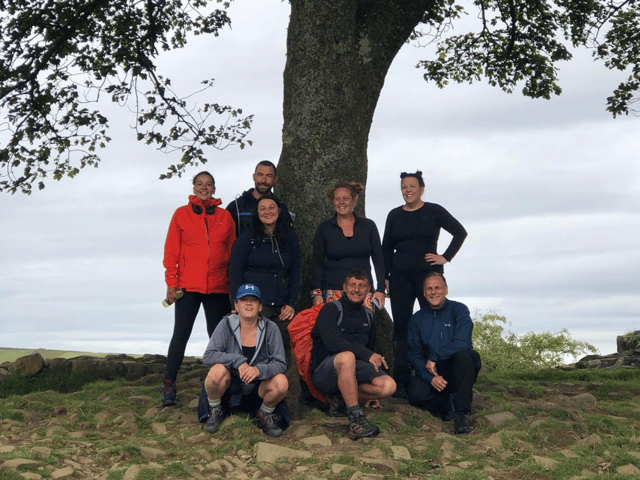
[382,171,467,398]
[311,182,386,309]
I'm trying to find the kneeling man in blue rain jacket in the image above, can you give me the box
[407,272,481,434]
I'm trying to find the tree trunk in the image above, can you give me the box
[277,0,433,306]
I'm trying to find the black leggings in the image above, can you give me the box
[165,291,231,382]
[388,269,431,386]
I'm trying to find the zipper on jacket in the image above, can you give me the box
[204,215,210,292]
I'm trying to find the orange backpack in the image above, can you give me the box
[288,304,328,404]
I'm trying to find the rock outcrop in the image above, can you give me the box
[574,330,640,369]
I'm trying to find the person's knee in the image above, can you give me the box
[205,364,231,386]
[407,384,426,407]
[333,351,356,373]
[452,349,476,369]
[379,376,396,398]
[271,373,289,395]
[407,377,433,408]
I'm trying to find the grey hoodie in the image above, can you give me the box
[203,313,287,380]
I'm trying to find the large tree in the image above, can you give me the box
[2,0,639,299]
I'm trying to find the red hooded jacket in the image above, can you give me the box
[163,195,236,294]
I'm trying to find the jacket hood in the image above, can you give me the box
[188,195,222,208]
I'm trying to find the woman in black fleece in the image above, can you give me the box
[311,182,386,309]
[229,194,301,325]
[382,171,467,397]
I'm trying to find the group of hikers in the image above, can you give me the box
[162,160,481,440]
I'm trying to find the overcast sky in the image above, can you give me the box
[1,0,638,360]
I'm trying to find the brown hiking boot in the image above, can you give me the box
[161,380,177,406]
[254,409,283,437]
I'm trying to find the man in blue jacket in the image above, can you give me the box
[406,273,481,434]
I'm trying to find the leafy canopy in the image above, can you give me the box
[420,0,640,115]
[0,0,252,194]
[472,309,599,370]
[2,0,640,193]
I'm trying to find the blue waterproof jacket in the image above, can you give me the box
[406,298,473,384]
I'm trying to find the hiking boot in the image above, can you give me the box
[348,411,380,440]
[454,412,471,434]
[203,406,224,433]
[441,401,455,422]
[329,394,347,417]
[392,383,407,399]
[161,380,177,406]
[254,409,283,437]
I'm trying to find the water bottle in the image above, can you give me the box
[162,290,184,307]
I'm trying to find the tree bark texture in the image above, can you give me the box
[277,0,433,306]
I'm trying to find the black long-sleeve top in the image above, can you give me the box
[311,214,385,292]
[382,203,467,277]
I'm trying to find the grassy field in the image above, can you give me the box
[0,348,121,363]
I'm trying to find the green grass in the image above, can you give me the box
[485,365,640,387]
[0,367,112,398]
[0,348,115,363]
[2,344,640,480]
[333,454,356,466]
[0,470,28,480]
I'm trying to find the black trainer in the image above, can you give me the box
[203,406,224,433]
[255,409,283,437]
[454,412,471,434]
[161,380,177,406]
[392,383,407,399]
[329,394,347,417]
[348,411,380,440]
[441,401,455,422]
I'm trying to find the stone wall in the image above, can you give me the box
[2,329,639,384]
[0,352,208,383]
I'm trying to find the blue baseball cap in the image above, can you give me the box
[236,284,262,301]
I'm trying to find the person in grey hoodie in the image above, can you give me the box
[202,284,288,437]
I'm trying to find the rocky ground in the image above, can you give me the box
[1,362,640,480]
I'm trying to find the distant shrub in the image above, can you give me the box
[472,310,599,370]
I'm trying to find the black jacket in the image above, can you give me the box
[311,296,376,369]
[229,226,301,307]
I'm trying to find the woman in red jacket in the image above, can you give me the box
[162,171,236,406]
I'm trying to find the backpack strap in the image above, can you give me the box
[332,300,343,327]
[364,306,374,328]
[331,300,373,329]
[234,196,241,237]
